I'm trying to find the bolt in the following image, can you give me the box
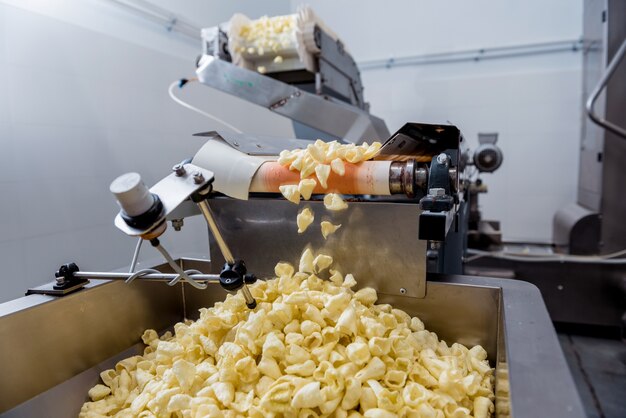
[399,288,407,295]
[172,164,186,176]
[233,141,239,147]
[55,277,66,286]
[193,172,204,184]
[437,153,448,165]
[426,250,439,260]
[171,219,184,231]
[430,241,442,250]
[429,187,446,197]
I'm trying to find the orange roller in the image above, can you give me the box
[249,161,392,195]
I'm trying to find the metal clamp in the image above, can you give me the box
[26,263,89,296]
[586,38,626,140]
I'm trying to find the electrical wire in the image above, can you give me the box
[165,269,202,286]
[129,237,143,273]
[465,248,626,264]
[154,242,208,289]
[168,78,243,134]
[125,268,160,284]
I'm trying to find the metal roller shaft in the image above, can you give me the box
[249,160,428,197]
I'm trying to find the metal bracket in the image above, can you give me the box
[114,163,214,236]
[26,263,89,296]
[26,281,89,297]
[418,210,455,241]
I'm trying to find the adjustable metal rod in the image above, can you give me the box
[71,271,220,283]
[241,285,256,307]
[196,199,257,308]
[197,200,235,264]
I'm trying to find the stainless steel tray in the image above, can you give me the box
[0,257,585,417]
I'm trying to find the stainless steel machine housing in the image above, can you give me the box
[0,256,585,418]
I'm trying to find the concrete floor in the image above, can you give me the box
[559,334,626,418]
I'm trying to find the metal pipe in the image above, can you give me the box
[197,200,235,264]
[72,271,220,283]
[359,39,583,70]
[585,38,626,140]
[103,0,201,40]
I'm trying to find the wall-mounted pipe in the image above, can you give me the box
[358,39,584,70]
[103,0,201,40]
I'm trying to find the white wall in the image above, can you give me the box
[0,0,291,303]
[0,0,586,302]
[291,0,584,243]
[0,0,291,59]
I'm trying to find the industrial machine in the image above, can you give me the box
[467,0,626,336]
[0,9,585,418]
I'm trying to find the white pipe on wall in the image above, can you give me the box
[359,39,584,70]
[103,0,202,40]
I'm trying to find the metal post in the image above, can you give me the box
[196,200,235,264]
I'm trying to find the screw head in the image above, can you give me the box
[436,153,448,165]
[171,219,184,231]
[399,288,407,294]
[193,172,204,184]
[172,164,186,176]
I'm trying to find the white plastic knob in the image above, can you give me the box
[110,172,154,216]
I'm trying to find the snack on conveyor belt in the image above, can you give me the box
[277,140,382,236]
[80,253,495,418]
[234,15,297,58]
[227,7,344,76]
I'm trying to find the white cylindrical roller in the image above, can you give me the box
[110,172,154,216]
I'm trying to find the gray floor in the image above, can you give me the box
[559,334,626,418]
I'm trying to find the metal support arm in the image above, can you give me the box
[196,198,257,308]
[586,38,626,140]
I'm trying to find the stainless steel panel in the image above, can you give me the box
[193,131,316,155]
[578,0,607,211]
[205,198,427,298]
[2,345,144,418]
[600,0,626,253]
[195,56,389,142]
[378,282,500,360]
[0,280,185,413]
[0,264,585,418]
[466,257,626,330]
